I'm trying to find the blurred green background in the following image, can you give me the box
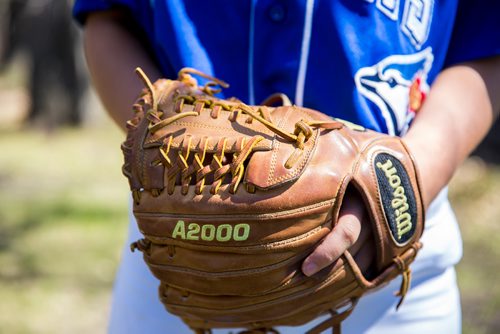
[0,2,499,333]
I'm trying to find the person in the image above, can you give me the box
[73,1,500,333]
[2,0,87,128]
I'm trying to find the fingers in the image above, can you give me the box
[353,236,376,276]
[302,193,366,277]
[347,214,372,256]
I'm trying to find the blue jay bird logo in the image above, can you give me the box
[355,47,434,135]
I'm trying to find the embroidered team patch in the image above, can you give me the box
[374,153,417,245]
[354,47,434,136]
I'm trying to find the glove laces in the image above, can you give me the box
[132,67,364,199]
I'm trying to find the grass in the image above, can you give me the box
[0,124,129,334]
[451,158,500,334]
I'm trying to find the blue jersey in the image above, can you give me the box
[74,0,500,136]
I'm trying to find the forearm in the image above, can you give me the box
[403,56,500,207]
[83,10,161,131]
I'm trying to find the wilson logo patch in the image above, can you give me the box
[375,153,417,245]
[172,221,250,242]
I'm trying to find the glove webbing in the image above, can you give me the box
[133,67,350,201]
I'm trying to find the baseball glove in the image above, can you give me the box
[122,68,425,334]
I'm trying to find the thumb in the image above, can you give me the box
[302,193,366,276]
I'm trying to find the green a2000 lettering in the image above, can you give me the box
[172,221,250,242]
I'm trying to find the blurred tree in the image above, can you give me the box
[0,0,88,128]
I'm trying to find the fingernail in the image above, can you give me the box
[303,263,317,277]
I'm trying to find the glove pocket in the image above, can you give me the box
[159,255,363,328]
[144,244,316,296]
[134,208,334,296]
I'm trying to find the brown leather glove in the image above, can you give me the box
[122,68,425,334]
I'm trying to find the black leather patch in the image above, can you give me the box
[374,153,417,246]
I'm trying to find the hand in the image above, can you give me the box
[302,190,374,277]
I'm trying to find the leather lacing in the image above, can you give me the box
[191,327,276,334]
[130,238,151,255]
[190,301,356,334]
[393,243,421,309]
[132,68,352,202]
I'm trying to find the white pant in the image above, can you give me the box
[108,189,462,333]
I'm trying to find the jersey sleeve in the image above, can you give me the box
[444,0,500,66]
[73,0,140,25]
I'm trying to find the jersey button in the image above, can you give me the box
[268,3,286,23]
